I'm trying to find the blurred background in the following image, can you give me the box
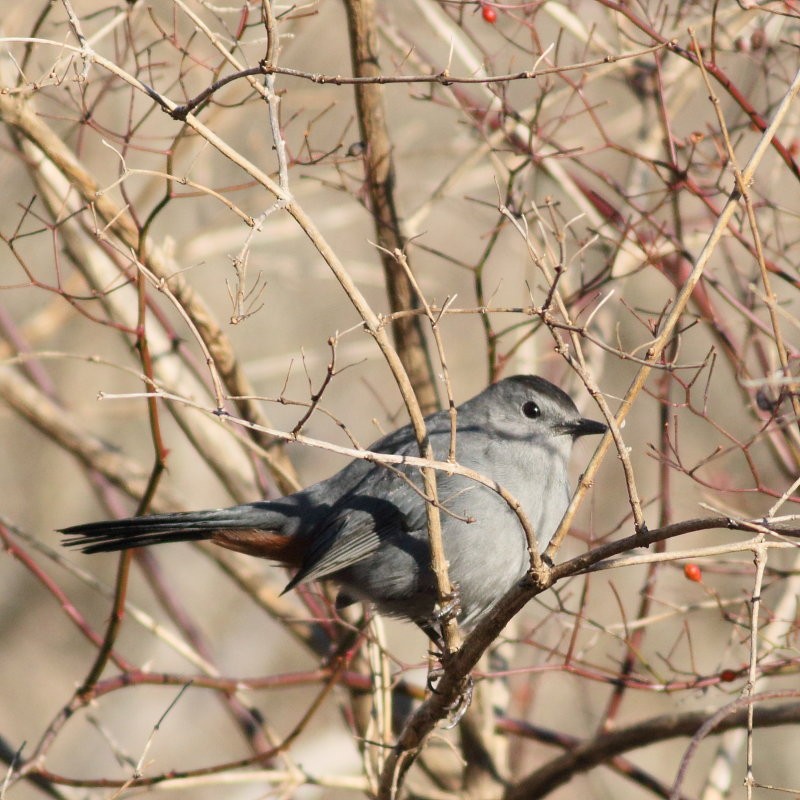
[3,0,800,798]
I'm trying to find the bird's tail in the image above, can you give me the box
[61,505,305,565]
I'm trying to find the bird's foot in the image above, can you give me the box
[425,652,474,727]
[443,674,474,728]
[433,582,462,624]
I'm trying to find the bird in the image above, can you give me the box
[62,375,606,637]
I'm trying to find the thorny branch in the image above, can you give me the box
[4,1,800,798]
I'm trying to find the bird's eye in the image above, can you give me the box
[522,400,540,419]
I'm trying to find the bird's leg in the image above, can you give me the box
[418,580,462,685]
[422,591,459,686]
[421,582,470,716]
[421,614,473,721]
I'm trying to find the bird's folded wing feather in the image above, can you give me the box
[284,466,478,590]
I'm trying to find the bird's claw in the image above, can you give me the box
[426,662,444,692]
[443,675,474,728]
[426,656,474,727]
[433,582,462,623]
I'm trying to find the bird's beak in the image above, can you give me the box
[561,418,608,438]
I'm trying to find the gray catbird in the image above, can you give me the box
[62,375,605,636]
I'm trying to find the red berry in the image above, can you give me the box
[482,4,497,23]
[683,563,702,582]
[719,669,737,682]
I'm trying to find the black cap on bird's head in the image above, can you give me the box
[479,374,607,441]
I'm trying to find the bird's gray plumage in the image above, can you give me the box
[62,375,606,634]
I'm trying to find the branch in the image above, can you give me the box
[505,698,800,800]
[342,0,438,414]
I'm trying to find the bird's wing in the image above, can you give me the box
[283,467,426,590]
[283,462,479,591]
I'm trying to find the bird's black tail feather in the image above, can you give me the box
[61,509,260,554]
